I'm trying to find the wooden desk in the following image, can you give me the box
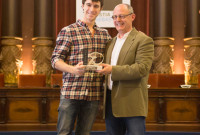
[0,87,200,131]
[147,88,200,131]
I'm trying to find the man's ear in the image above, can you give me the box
[132,14,136,21]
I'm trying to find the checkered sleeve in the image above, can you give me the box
[51,27,72,68]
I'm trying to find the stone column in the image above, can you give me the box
[1,0,22,86]
[150,0,174,73]
[32,0,54,86]
[184,0,200,85]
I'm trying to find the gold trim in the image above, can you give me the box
[1,36,23,40]
[32,40,53,46]
[184,37,200,46]
[154,37,174,41]
[154,39,174,46]
[32,37,53,41]
[1,38,22,46]
[184,37,200,41]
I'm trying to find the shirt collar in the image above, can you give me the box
[117,30,131,39]
[77,19,98,29]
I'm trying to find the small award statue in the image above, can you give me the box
[82,48,104,71]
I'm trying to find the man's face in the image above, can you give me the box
[113,5,135,34]
[82,0,102,23]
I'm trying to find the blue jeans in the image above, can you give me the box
[57,95,99,135]
[105,90,146,135]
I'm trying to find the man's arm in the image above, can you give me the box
[97,36,154,81]
[51,27,85,76]
[55,60,85,76]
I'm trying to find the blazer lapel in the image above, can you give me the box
[117,28,138,65]
[106,37,117,64]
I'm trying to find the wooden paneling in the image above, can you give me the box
[0,88,60,131]
[132,0,149,34]
[18,74,46,88]
[146,88,200,132]
[166,99,198,122]
[0,97,6,124]
[56,0,69,34]
[48,99,59,123]
[148,74,185,88]
[146,98,158,123]
[51,74,62,88]
[0,74,4,87]
[1,87,200,131]
[8,98,40,123]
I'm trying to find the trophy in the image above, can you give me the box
[82,48,104,71]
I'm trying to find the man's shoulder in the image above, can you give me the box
[96,27,109,33]
[61,22,82,31]
[134,31,153,42]
[137,31,151,39]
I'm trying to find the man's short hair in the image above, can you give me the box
[82,0,104,8]
[124,4,134,14]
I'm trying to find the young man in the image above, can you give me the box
[51,0,111,134]
[97,4,154,135]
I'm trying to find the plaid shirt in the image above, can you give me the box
[51,20,111,101]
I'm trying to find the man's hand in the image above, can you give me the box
[72,62,86,76]
[54,60,86,76]
[96,63,112,75]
